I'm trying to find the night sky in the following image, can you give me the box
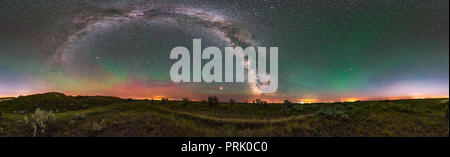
[0,0,448,102]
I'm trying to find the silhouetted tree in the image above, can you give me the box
[252,99,267,105]
[182,98,190,106]
[161,98,169,104]
[208,95,219,106]
[229,99,235,106]
[284,100,293,108]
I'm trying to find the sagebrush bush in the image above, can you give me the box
[317,105,349,120]
[24,108,55,137]
[75,113,86,120]
[92,119,106,132]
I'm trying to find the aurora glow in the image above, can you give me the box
[0,0,448,102]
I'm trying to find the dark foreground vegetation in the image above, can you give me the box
[0,92,448,137]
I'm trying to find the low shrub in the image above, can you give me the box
[24,108,55,137]
[75,113,86,120]
[317,105,350,120]
[92,119,106,132]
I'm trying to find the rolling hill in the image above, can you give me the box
[0,92,123,113]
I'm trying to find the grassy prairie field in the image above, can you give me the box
[0,93,448,137]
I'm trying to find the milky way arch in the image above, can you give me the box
[50,6,265,94]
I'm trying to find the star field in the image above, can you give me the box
[0,0,448,102]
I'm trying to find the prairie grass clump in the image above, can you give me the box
[282,104,304,116]
[443,103,449,121]
[292,104,304,112]
[24,108,55,137]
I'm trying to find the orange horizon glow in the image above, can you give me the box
[297,98,319,104]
